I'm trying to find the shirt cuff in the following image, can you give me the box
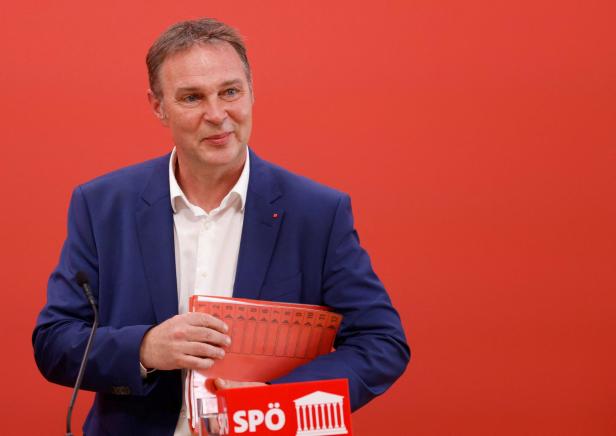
[139,361,157,379]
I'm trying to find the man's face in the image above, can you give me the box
[149,41,253,171]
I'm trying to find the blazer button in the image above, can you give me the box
[111,386,131,396]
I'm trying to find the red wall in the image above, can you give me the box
[1,1,615,435]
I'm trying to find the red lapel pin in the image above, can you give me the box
[272,213,279,219]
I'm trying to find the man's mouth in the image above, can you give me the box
[203,132,232,145]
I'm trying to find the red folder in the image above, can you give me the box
[187,295,343,433]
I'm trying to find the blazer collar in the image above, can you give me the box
[233,148,284,300]
[136,154,178,324]
[135,149,285,323]
[139,149,281,207]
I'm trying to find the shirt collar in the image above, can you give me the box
[168,146,250,214]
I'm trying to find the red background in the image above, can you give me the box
[1,1,615,435]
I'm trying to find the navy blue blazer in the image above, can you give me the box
[33,149,409,436]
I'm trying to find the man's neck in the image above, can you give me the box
[175,152,246,213]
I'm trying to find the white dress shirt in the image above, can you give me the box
[169,147,250,436]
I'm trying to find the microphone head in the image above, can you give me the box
[75,271,90,287]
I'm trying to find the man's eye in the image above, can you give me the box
[221,88,240,99]
[182,94,201,104]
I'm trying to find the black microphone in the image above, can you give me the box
[66,271,99,436]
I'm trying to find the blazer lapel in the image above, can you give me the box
[234,150,283,300]
[136,155,178,324]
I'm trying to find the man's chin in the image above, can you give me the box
[198,145,246,169]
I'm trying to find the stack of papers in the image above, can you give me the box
[186,295,343,432]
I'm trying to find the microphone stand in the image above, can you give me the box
[66,274,99,436]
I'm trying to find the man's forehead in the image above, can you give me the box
[159,41,248,89]
[175,78,245,93]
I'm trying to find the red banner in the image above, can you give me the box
[215,379,352,435]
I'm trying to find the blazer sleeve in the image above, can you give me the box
[270,194,410,410]
[32,186,157,396]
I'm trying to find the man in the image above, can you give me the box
[33,18,409,435]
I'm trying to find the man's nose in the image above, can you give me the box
[203,98,226,125]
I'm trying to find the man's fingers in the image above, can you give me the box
[182,355,216,371]
[141,314,231,371]
[185,325,231,346]
[214,378,267,389]
[184,312,228,333]
[183,341,226,360]
[214,377,227,390]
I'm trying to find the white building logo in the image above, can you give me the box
[293,391,348,436]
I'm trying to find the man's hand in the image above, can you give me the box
[140,312,231,371]
[214,378,266,390]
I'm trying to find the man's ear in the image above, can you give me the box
[147,89,168,126]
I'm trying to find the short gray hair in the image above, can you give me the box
[146,18,251,97]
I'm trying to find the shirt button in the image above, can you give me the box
[201,271,207,278]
